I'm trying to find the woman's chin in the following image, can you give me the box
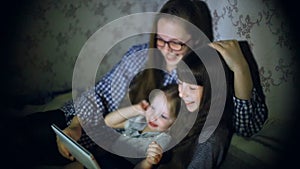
[187,105,197,112]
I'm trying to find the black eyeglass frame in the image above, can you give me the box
[155,37,188,51]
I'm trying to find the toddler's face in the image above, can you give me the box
[145,93,176,132]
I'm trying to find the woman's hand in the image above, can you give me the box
[208,39,253,99]
[209,39,248,73]
[56,116,82,160]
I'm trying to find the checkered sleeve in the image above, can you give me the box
[60,43,149,148]
[61,43,148,120]
[233,88,268,137]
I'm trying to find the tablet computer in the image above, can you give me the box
[51,124,101,169]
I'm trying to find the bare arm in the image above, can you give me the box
[104,100,149,128]
[209,40,268,137]
[209,40,253,100]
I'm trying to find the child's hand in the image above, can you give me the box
[146,141,163,165]
[140,100,150,110]
[135,100,149,116]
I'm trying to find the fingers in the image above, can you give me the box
[59,145,74,160]
[216,39,238,45]
[146,142,163,164]
[64,126,82,141]
[208,41,223,52]
[147,141,163,152]
[208,39,238,51]
[141,100,150,110]
[146,154,161,165]
[56,137,74,161]
[209,39,247,72]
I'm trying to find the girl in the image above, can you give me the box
[176,51,233,169]
[104,83,181,169]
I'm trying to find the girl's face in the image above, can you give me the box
[156,17,191,71]
[145,93,176,132]
[178,80,203,112]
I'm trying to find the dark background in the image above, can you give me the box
[1,0,299,168]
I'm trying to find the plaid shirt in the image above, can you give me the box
[60,43,268,148]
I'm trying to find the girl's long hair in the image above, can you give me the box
[177,51,211,113]
[176,51,211,138]
[129,0,213,104]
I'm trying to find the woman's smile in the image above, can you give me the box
[166,54,179,62]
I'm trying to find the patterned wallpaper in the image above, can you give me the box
[5,0,297,122]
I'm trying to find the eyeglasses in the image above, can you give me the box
[156,37,187,51]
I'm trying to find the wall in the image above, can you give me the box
[6,0,297,119]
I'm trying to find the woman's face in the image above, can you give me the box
[178,80,203,112]
[156,17,192,71]
[145,93,176,132]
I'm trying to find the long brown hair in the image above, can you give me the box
[177,51,211,112]
[178,51,211,134]
[129,0,213,104]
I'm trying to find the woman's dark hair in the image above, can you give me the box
[129,0,213,104]
[177,51,211,111]
[169,50,212,142]
[155,0,213,42]
[149,0,213,50]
